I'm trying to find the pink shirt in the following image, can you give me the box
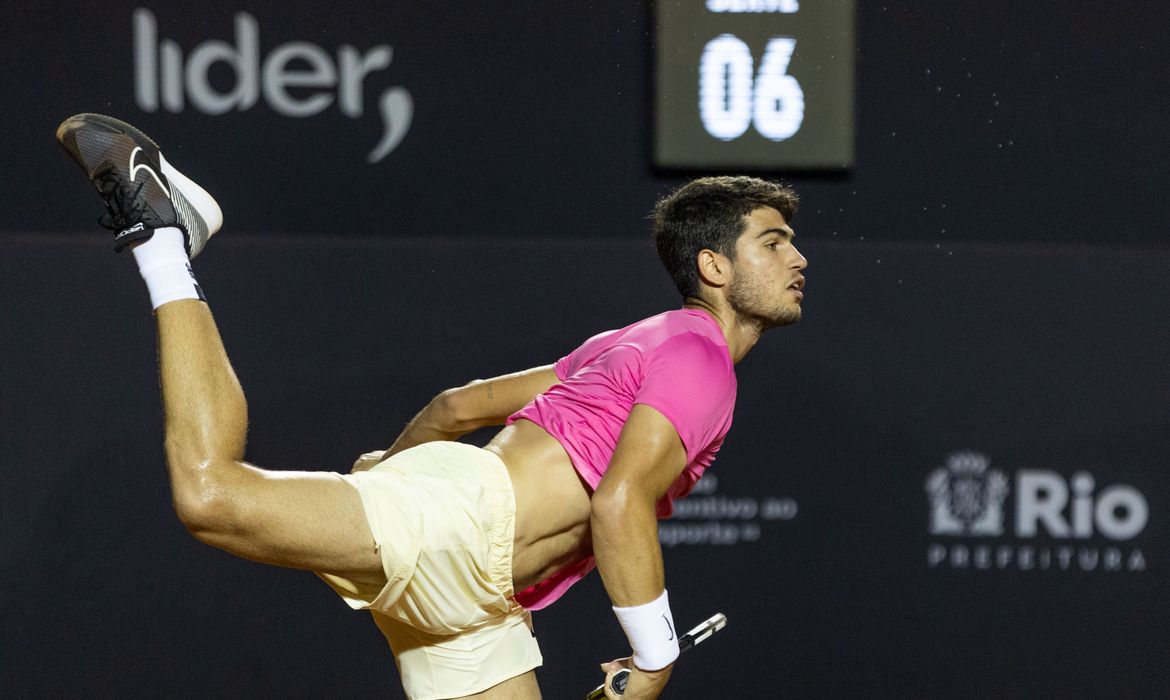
[508,309,737,609]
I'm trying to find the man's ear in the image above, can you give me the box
[696,248,731,287]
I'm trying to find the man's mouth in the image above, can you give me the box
[788,276,806,297]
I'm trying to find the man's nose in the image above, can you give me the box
[791,245,808,270]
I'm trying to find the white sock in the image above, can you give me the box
[130,227,206,310]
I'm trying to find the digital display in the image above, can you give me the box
[655,0,855,170]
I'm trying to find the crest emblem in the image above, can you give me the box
[926,452,1008,535]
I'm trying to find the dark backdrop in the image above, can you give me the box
[3,1,1170,698]
[1,1,1168,246]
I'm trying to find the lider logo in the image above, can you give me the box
[925,452,1149,572]
[132,8,413,163]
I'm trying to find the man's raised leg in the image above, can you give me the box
[57,114,384,582]
[154,299,382,579]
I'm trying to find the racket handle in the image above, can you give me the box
[585,669,631,699]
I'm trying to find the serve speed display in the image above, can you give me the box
[654,0,855,170]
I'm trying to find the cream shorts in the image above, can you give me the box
[318,441,542,699]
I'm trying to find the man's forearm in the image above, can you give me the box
[383,368,560,459]
[592,492,676,697]
[591,489,666,606]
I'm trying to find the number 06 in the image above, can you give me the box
[699,35,805,142]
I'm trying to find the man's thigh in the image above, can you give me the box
[193,462,383,581]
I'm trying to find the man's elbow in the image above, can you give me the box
[429,386,472,432]
[436,380,497,432]
[590,484,653,531]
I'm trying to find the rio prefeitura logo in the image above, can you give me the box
[925,452,1148,573]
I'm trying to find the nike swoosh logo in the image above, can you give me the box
[129,147,171,198]
[663,614,675,641]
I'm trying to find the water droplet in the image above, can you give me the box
[1008,140,1014,146]
[993,99,1000,107]
[924,67,931,74]
[935,243,941,249]
[940,229,947,234]
[876,258,882,264]
[859,235,865,241]
[897,279,903,285]
[935,86,942,92]
[947,251,953,256]
[891,131,897,137]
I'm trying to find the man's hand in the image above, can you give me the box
[599,657,673,699]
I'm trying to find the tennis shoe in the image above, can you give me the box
[56,113,223,258]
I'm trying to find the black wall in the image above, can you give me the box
[4,2,1170,697]
[3,1,1169,246]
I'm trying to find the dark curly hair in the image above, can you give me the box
[651,176,799,298]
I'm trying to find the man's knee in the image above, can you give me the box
[167,457,251,542]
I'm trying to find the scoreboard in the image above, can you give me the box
[654,0,855,170]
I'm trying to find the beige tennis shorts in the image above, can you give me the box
[317,441,542,699]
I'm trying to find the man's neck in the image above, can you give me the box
[681,299,762,364]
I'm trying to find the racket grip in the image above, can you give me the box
[612,669,631,694]
[585,669,630,699]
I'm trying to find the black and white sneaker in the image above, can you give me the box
[56,113,223,258]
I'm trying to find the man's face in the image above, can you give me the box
[726,206,808,330]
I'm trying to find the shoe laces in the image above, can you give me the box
[94,167,148,231]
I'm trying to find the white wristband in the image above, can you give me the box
[612,589,680,671]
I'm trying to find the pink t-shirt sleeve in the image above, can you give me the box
[633,333,735,465]
[553,352,573,381]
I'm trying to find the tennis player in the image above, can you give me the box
[57,113,807,700]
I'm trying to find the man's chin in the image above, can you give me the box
[761,306,801,330]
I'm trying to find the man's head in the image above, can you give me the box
[651,176,800,298]
[651,176,805,330]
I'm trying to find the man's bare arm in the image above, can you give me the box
[591,403,689,699]
[378,365,560,460]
